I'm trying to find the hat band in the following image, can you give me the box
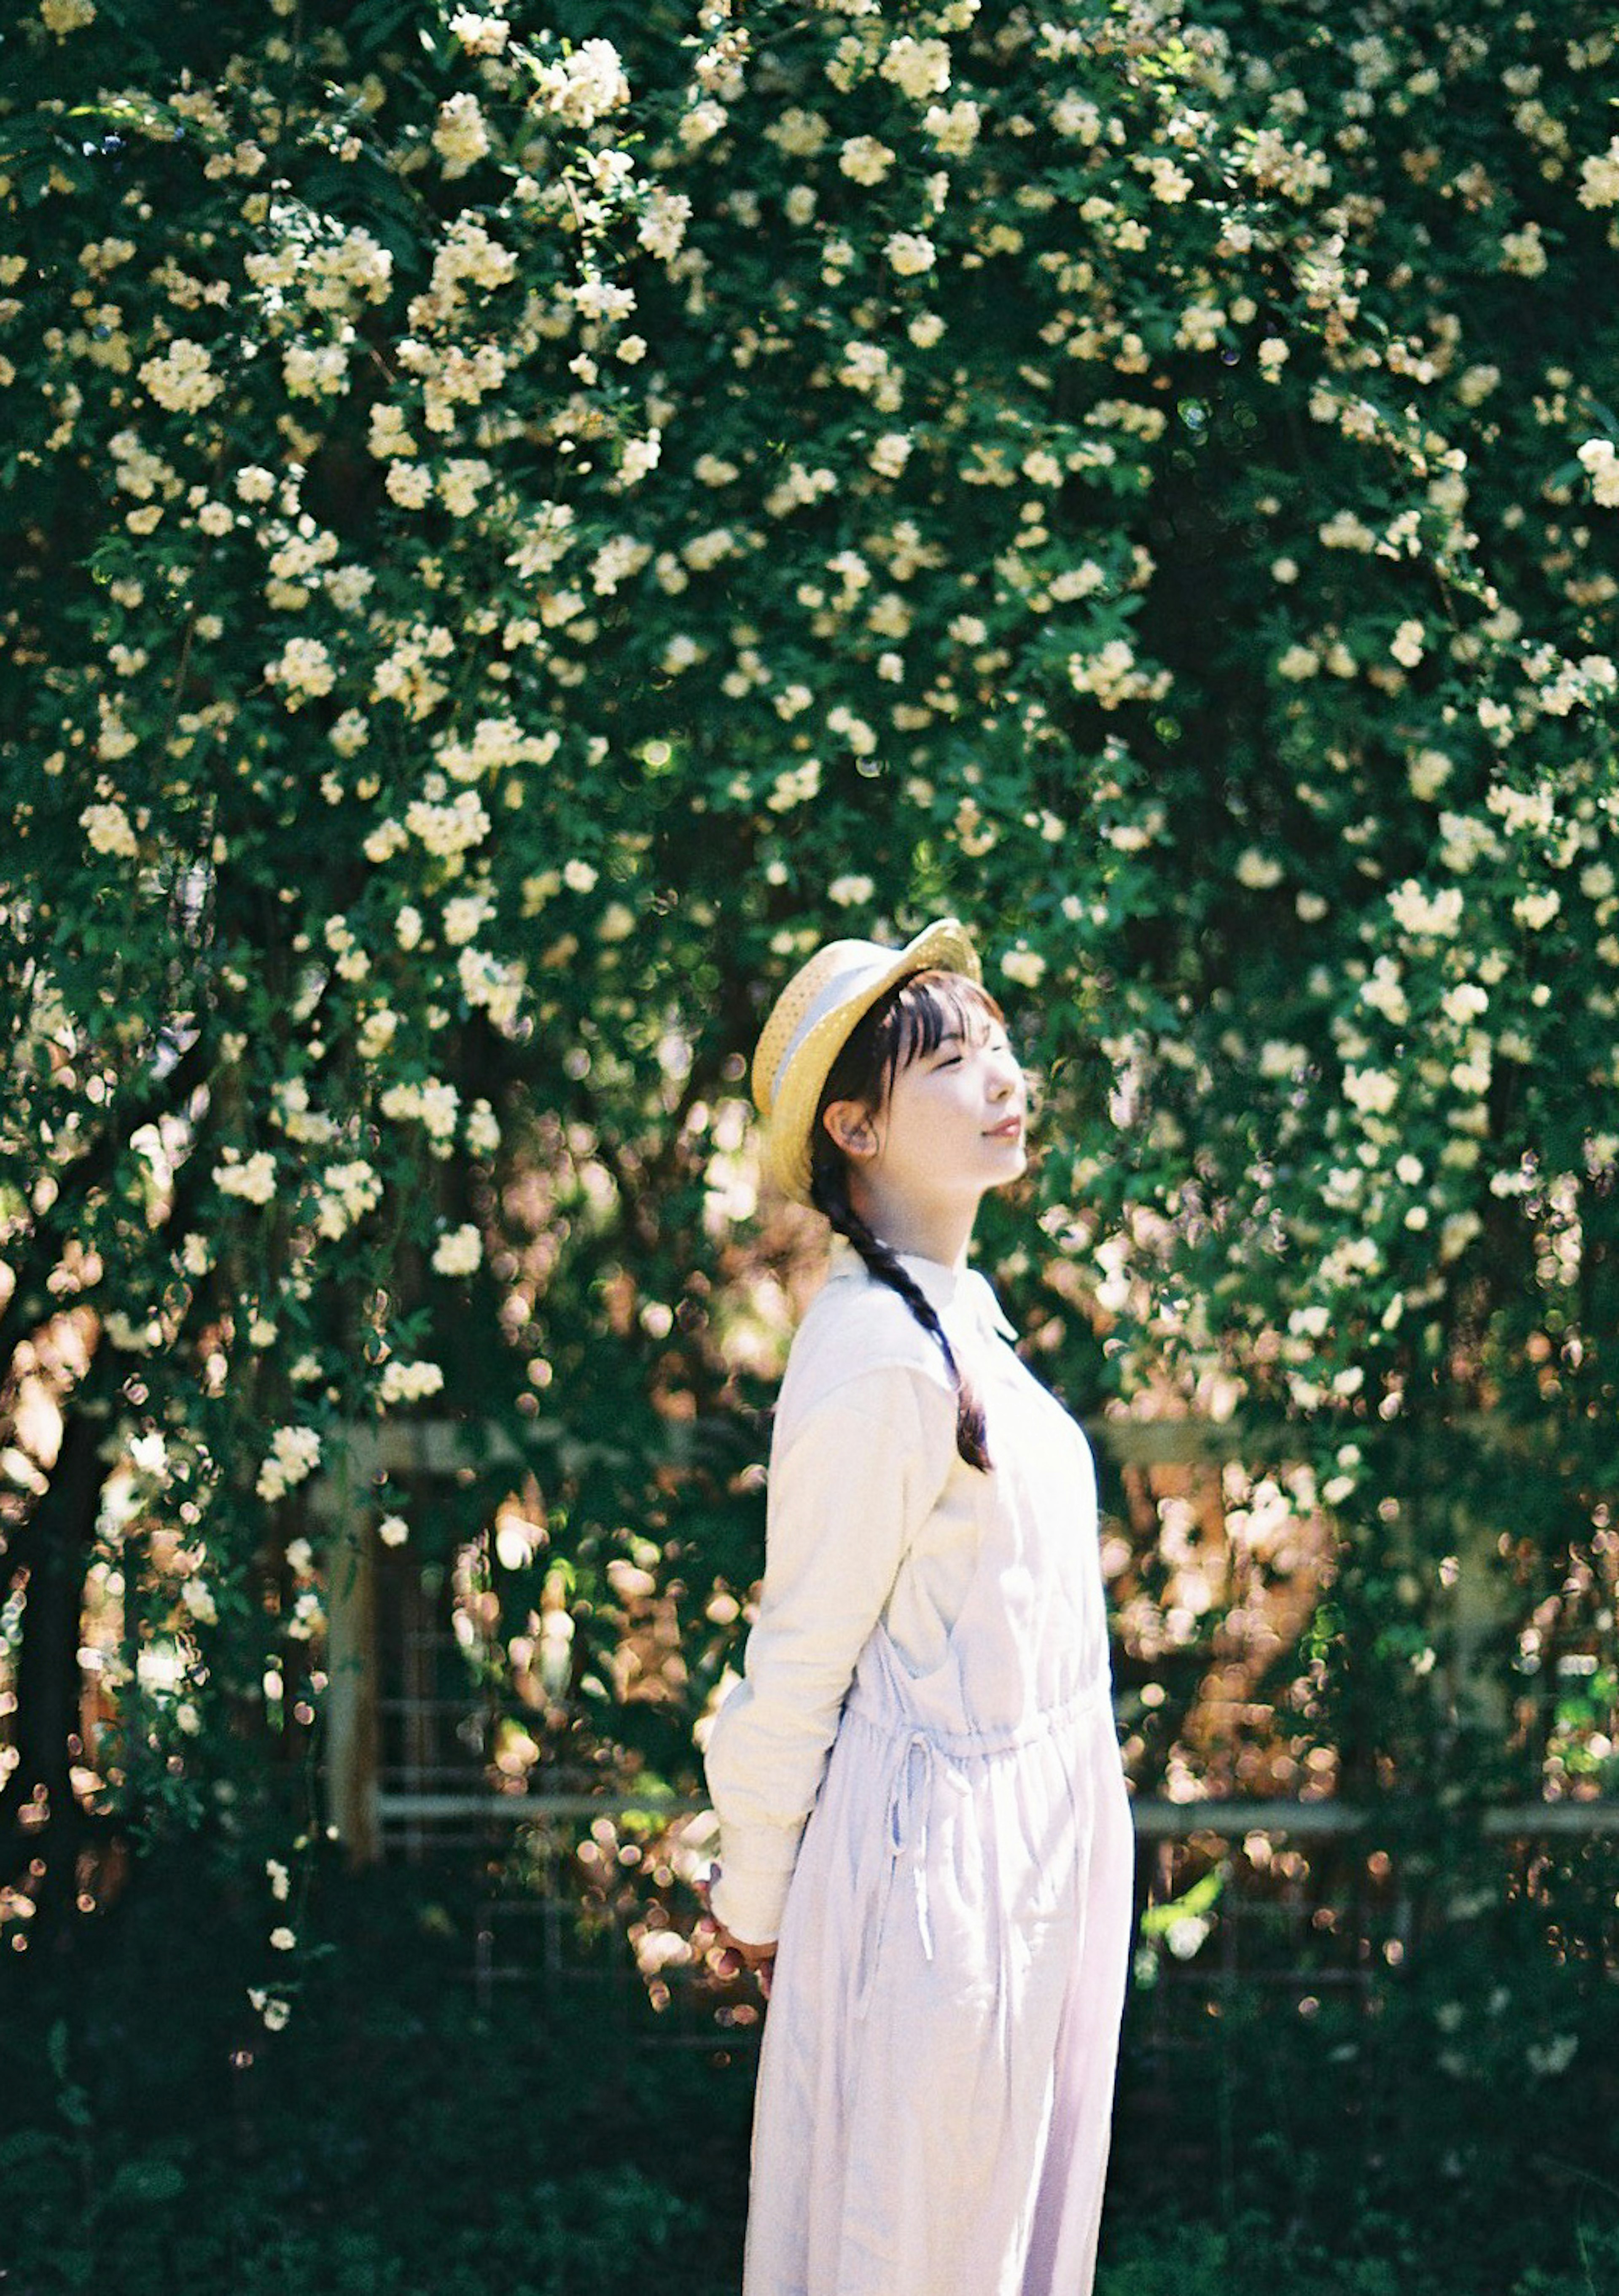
[769,950,896,1108]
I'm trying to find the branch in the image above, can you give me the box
[0,1025,215,1373]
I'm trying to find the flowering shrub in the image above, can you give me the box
[2,0,1616,2026]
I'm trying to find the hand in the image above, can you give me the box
[716,1929,777,1998]
[697,1874,777,1997]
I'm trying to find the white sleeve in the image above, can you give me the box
[702,1359,957,1945]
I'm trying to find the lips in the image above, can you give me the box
[985,1116,1024,1138]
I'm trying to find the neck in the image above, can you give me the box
[847,1176,976,1273]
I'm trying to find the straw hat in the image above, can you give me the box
[750,917,982,1207]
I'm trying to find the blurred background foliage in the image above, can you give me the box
[2,0,1616,2285]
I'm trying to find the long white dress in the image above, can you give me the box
[703,1238,1134,2296]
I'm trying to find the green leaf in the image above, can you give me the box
[107,2156,189,2205]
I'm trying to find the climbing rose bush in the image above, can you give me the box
[2,0,1616,2027]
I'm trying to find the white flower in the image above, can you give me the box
[1442,983,1489,1025]
[1000,944,1047,988]
[180,1577,217,1625]
[41,0,96,30]
[1527,2033,1579,2078]
[439,457,491,518]
[431,216,517,296]
[533,37,629,127]
[267,637,336,707]
[1577,439,1619,509]
[457,945,522,1027]
[885,231,936,278]
[827,875,874,908]
[385,462,433,510]
[328,710,369,759]
[357,1010,398,1063]
[215,1150,277,1204]
[1146,155,1193,204]
[923,99,980,157]
[636,190,691,263]
[255,1424,322,1501]
[1388,881,1463,938]
[1578,137,1619,210]
[1514,888,1560,931]
[839,137,896,185]
[1360,959,1408,1024]
[449,8,509,55]
[433,91,490,179]
[1500,222,1546,277]
[139,337,221,413]
[1235,849,1283,889]
[1344,1066,1398,1115]
[377,1358,446,1406]
[81,799,139,857]
[465,1098,501,1157]
[1066,638,1170,710]
[315,1159,382,1241]
[1408,748,1453,800]
[1176,302,1226,353]
[266,1858,290,1901]
[1165,1914,1210,1960]
[283,341,350,400]
[766,106,829,158]
[619,430,662,487]
[1439,1211,1482,1263]
[680,99,727,148]
[416,1082,459,1141]
[1390,619,1425,668]
[442,893,491,946]
[405,791,490,857]
[1053,95,1102,142]
[432,1222,483,1276]
[879,35,951,100]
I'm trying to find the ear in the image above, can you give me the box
[821,1097,877,1159]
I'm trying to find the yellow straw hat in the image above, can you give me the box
[750,917,982,1207]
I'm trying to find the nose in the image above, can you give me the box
[987,1049,1022,1105]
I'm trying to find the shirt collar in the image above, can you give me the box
[826,1231,1017,1344]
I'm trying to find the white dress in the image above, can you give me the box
[704,1238,1135,2296]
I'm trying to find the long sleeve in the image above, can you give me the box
[702,1359,958,1945]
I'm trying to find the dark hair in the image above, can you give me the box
[807,967,1011,1473]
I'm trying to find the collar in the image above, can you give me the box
[826,1230,1018,1344]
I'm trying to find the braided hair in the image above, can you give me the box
[807,967,1012,1473]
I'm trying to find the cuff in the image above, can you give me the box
[708,1818,804,1946]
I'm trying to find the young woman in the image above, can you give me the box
[703,916,1135,2296]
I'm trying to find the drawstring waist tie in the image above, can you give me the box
[847,1677,1114,2020]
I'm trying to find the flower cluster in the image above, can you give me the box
[4,0,1616,2019]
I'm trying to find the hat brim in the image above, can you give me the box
[761,918,982,1207]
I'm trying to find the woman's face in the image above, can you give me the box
[824,1003,1029,1212]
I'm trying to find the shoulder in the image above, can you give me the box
[778,1270,955,1422]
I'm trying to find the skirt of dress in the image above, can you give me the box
[739,1673,1135,2296]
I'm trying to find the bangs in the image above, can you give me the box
[876,969,1006,1100]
